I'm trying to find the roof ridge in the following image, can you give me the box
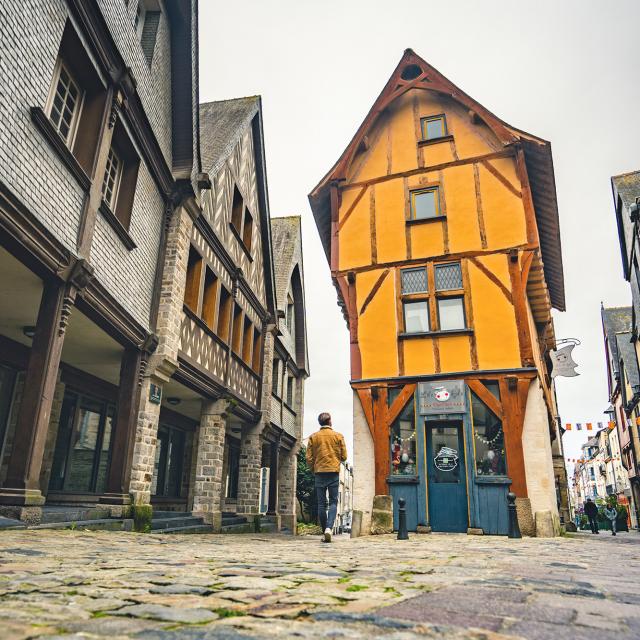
[200,95,260,107]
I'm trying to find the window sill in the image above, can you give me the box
[474,476,512,485]
[31,106,91,191]
[399,329,472,339]
[406,215,447,226]
[98,201,137,250]
[228,222,254,262]
[418,134,454,147]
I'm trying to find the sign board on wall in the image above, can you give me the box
[418,380,466,415]
[149,383,162,405]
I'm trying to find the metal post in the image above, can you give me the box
[507,491,521,539]
[397,497,409,540]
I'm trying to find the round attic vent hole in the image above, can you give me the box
[401,64,422,80]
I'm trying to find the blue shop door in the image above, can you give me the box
[426,422,468,532]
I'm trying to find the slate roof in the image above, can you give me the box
[616,332,640,391]
[199,97,260,174]
[612,171,640,211]
[602,306,632,372]
[271,216,300,298]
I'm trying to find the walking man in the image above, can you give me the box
[584,498,599,534]
[306,412,347,543]
[604,503,618,536]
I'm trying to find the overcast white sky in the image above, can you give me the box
[199,0,640,466]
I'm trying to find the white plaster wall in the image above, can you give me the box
[353,390,375,535]
[522,378,559,519]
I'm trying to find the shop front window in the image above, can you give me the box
[471,389,506,476]
[49,391,115,493]
[390,394,417,476]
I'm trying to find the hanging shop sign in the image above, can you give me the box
[418,380,466,415]
[550,342,579,378]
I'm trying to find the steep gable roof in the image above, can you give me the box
[199,97,260,174]
[308,48,565,311]
[616,331,640,392]
[198,96,277,319]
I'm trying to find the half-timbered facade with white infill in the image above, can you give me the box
[147,96,281,530]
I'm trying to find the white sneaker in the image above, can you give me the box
[324,528,332,543]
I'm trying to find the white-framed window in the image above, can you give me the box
[101,147,122,211]
[46,61,83,147]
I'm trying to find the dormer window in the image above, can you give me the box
[421,115,447,141]
[134,1,161,66]
[47,62,83,147]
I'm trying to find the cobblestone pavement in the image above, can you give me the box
[1,529,640,639]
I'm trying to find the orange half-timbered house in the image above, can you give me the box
[309,50,566,536]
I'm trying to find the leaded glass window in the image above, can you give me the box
[101,147,122,210]
[435,263,462,290]
[401,268,428,294]
[48,63,82,146]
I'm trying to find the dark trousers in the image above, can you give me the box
[587,514,599,533]
[315,472,339,531]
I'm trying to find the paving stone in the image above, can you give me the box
[113,604,219,623]
[149,584,211,595]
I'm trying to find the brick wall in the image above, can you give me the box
[89,162,164,328]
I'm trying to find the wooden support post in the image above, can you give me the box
[0,280,73,505]
[100,347,144,505]
[499,376,530,498]
[373,386,389,496]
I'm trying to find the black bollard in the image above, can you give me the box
[397,497,409,540]
[507,491,521,539]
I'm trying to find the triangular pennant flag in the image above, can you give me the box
[576,423,582,431]
[609,422,616,430]
[597,422,603,430]
[586,423,593,431]
[565,423,572,431]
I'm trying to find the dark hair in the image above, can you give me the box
[318,412,331,426]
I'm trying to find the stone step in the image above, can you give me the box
[260,522,278,533]
[221,515,248,527]
[152,510,190,519]
[0,516,26,530]
[221,521,256,534]
[158,524,212,534]
[32,518,132,531]
[40,506,112,524]
[151,516,205,530]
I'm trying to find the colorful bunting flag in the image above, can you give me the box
[576,423,582,431]
[565,424,572,431]
[586,423,593,431]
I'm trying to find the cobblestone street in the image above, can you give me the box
[1,530,639,639]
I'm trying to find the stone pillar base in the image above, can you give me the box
[371,495,393,535]
[266,513,281,531]
[515,497,535,536]
[193,509,222,532]
[0,488,45,506]
[0,505,43,525]
[279,513,296,534]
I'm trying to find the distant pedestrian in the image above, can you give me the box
[604,504,617,536]
[306,412,347,543]
[584,498,599,534]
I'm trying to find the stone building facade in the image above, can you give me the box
[0,0,199,523]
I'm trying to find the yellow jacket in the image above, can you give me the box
[306,426,347,473]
